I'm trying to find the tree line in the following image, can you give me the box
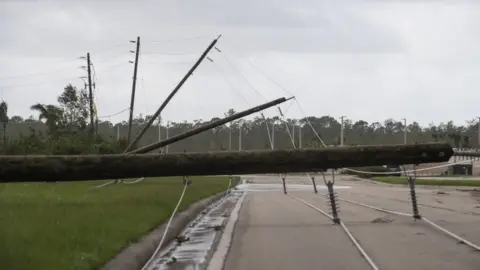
[0,84,479,155]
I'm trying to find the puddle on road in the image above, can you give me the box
[145,181,352,270]
[145,191,243,270]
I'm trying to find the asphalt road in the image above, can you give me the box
[215,175,480,270]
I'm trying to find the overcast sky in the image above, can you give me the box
[1,0,479,126]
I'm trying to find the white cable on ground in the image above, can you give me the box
[141,176,236,270]
[239,60,480,255]
[289,194,379,270]
[288,194,333,219]
[339,221,380,270]
[124,177,145,184]
[325,193,480,252]
[224,177,232,197]
[293,99,327,148]
[343,160,474,175]
[141,182,188,270]
[321,193,411,217]
[422,217,480,251]
[92,180,116,189]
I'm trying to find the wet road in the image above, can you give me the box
[215,175,480,270]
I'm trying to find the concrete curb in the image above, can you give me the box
[100,192,226,270]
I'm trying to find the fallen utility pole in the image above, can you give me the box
[128,97,290,154]
[452,151,480,158]
[126,36,141,144]
[124,35,221,152]
[0,142,452,183]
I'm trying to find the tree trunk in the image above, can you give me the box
[0,142,453,183]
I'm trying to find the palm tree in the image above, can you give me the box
[0,101,8,150]
[30,103,63,134]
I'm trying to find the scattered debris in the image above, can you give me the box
[435,199,444,204]
[209,224,224,231]
[175,235,190,244]
[371,216,394,223]
[166,256,177,266]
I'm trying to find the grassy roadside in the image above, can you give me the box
[372,176,480,187]
[0,176,235,270]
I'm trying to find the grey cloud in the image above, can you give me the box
[1,1,479,126]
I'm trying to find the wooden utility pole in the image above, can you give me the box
[271,121,275,149]
[157,116,162,142]
[165,122,170,154]
[238,124,242,151]
[124,35,221,153]
[1,142,454,183]
[292,123,296,148]
[340,116,345,146]
[86,53,95,135]
[129,97,289,154]
[127,37,141,144]
[299,125,302,148]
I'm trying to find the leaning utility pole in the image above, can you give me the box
[86,53,95,135]
[129,97,289,154]
[124,35,221,153]
[127,37,141,144]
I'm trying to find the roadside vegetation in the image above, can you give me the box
[0,85,236,270]
[0,177,233,270]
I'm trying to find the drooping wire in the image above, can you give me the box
[141,52,198,56]
[97,108,130,119]
[210,60,250,105]
[294,99,327,147]
[217,41,295,97]
[216,49,268,101]
[215,43,328,148]
[145,35,214,43]
[209,57,273,147]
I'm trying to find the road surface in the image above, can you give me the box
[215,175,480,270]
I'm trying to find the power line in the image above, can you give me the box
[145,35,214,43]
[98,107,130,118]
[216,49,268,101]
[0,42,130,82]
[89,41,131,55]
[141,52,199,56]
[216,41,295,97]
[0,65,80,82]
[0,75,81,90]
[210,60,250,106]
[94,61,130,73]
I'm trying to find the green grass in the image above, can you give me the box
[372,177,480,187]
[0,176,234,270]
